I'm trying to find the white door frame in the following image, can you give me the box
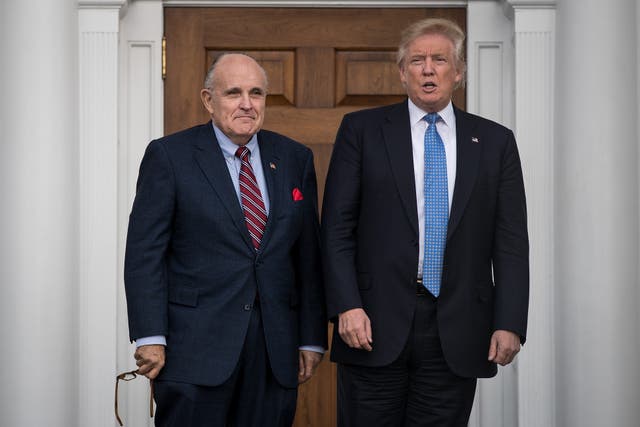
[77,1,556,426]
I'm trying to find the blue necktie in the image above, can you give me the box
[422,113,448,297]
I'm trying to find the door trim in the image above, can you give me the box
[111,2,557,426]
[163,1,467,6]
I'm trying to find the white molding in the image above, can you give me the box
[513,6,555,427]
[78,6,122,427]
[163,0,467,6]
[466,4,517,426]
[475,42,504,122]
[117,2,164,425]
[505,0,556,7]
[116,2,556,427]
[79,0,127,8]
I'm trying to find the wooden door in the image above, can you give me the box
[164,7,466,426]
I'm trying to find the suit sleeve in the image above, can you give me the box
[296,149,328,348]
[321,115,364,321]
[123,140,175,341]
[492,130,530,344]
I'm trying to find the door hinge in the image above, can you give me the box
[162,36,167,80]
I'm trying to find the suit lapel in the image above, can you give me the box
[448,107,481,240]
[194,122,254,251]
[382,102,419,237]
[256,131,282,250]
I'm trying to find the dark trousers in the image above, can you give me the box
[337,290,477,427]
[153,302,297,427]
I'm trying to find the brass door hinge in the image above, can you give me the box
[162,36,167,80]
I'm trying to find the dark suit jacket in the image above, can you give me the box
[124,122,327,388]
[321,102,528,378]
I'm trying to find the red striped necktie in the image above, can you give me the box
[235,146,267,250]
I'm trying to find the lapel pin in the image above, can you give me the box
[270,162,276,170]
[471,137,479,143]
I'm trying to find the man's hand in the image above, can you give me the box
[134,344,166,379]
[298,350,323,384]
[488,330,521,366]
[338,308,373,351]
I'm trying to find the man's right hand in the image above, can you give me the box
[134,344,166,379]
[338,308,373,351]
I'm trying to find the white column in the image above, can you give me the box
[506,3,557,427]
[77,1,126,426]
[0,2,78,427]
[556,1,640,426]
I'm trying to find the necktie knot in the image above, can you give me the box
[424,113,439,126]
[235,146,250,161]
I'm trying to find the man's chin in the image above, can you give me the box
[235,124,260,135]
[228,128,258,144]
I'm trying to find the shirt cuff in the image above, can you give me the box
[299,345,325,354]
[135,335,166,348]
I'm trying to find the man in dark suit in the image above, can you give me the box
[124,53,327,427]
[322,18,529,426]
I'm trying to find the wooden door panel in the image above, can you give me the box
[336,51,406,106]
[165,7,466,134]
[198,8,461,47]
[165,7,466,426]
[296,47,336,108]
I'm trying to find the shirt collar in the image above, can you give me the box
[212,123,259,159]
[407,98,455,129]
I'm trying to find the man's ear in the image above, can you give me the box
[200,88,214,114]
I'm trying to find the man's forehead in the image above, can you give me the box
[408,34,454,48]
[215,71,266,89]
[217,77,266,89]
[407,43,453,57]
[215,63,265,87]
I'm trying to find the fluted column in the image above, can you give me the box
[556,1,640,426]
[78,1,126,426]
[506,3,558,427]
[0,1,78,426]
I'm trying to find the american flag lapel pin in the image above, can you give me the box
[270,162,276,170]
[471,137,479,143]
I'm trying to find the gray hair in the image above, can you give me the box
[397,18,466,87]
[203,52,269,90]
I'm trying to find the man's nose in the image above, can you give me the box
[422,59,434,75]
[239,93,252,109]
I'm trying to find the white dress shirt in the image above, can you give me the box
[408,99,457,277]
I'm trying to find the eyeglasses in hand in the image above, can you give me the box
[114,369,155,426]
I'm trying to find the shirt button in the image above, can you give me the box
[243,304,252,311]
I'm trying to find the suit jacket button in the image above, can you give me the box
[243,304,252,311]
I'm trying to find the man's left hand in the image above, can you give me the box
[298,350,323,384]
[488,330,521,366]
[134,344,166,379]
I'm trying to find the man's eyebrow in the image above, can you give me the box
[222,86,266,95]
[223,87,241,95]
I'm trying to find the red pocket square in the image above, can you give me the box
[292,188,304,201]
